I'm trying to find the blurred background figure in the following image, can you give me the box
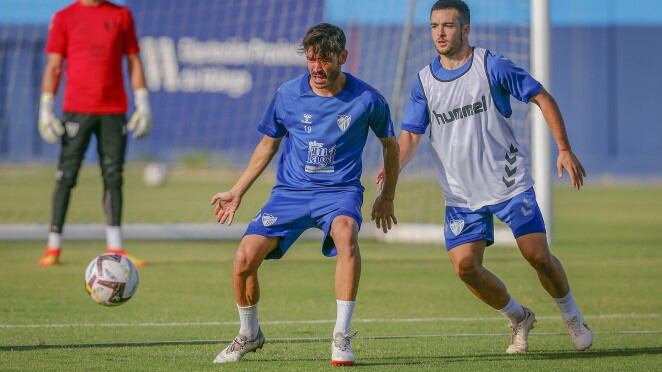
[36,0,151,267]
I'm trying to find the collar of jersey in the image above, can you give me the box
[431,48,474,82]
[299,72,354,97]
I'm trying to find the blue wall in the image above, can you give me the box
[1,0,661,178]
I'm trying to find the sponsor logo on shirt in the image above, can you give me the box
[432,95,487,125]
[305,140,336,173]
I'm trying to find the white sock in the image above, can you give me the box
[47,232,62,249]
[555,290,581,321]
[334,300,355,336]
[237,304,259,340]
[498,296,525,325]
[106,226,122,250]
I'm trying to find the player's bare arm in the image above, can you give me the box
[41,53,63,94]
[211,135,282,225]
[371,136,399,233]
[376,130,422,188]
[126,54,147,90]
[530,88,586,189]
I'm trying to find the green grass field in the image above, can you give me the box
[1,166,662,370]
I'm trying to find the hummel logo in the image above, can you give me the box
[521,198,533,216]
[302,113,312,124]
[505,165,517,177]
[432,96,487,125]
[502,177,515,188]
[502,144,519,188]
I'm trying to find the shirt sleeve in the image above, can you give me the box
[257,89,287,138]
[400,77,430,134]
[45,12,67,56]
[487,53,542,103]
[368,93,395,138]
[122,9,140,55]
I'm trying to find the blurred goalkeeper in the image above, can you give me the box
[378,0,592,355]
[37,0,150,268]
[210,23,398,366]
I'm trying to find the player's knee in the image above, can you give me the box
[454,257,481,282]
[525,251,553,271]
[56,169,78,189]
[233,245,261,276]
[331,216,358,248]
[102,170,123,189]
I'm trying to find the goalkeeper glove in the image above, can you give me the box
[127,88,152,139]
[38,92,64,144]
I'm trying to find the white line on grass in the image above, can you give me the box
[0,313,658,329]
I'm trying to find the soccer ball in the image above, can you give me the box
[84,254,139,306]
[143,162,168,187]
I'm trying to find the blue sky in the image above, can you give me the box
[2,0,662,25]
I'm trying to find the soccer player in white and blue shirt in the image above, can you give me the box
[211,23,399,365]
[378,0,592,353]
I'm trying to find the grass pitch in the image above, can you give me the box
[1,165,662,370]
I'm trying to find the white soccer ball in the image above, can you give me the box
[84,254,139,306]
[143,162,168,187]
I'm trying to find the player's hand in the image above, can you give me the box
[375,166,385,190]
[557,149,586,190]
[371,195,397,234]
[210,190,241,225]
[127,88,152,139]
[38,92,64,144]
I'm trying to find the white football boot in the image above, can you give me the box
[565,315,593,351]
[213,328,265,363]
[331,331,357,366]
[506,307,537,354]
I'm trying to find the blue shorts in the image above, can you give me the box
[444,187,546,250]
[245,188,363,259]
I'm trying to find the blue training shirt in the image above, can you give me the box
[258,72,394,192]
[401,49,542,134]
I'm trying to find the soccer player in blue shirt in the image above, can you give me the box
[378,0,592,353]
[211,23,399,365]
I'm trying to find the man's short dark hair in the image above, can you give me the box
[300,23,346,60]
[431,0,471,25]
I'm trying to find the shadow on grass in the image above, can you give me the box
[351,347,662,367]
[2,338,661,367]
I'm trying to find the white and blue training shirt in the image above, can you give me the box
[258,72,394,193]
[402,47,542,210]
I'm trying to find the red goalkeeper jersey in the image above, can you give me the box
[46,1,140,114]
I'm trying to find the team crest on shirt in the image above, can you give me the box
[337,114,351,132]
[261,213,278,227]
[65,121,80,138]
[449,219,465,236]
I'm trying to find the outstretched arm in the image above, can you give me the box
[371,136,399,233]
[530,87,586,189]
[211,135,282,225]
[375,129,423,188]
